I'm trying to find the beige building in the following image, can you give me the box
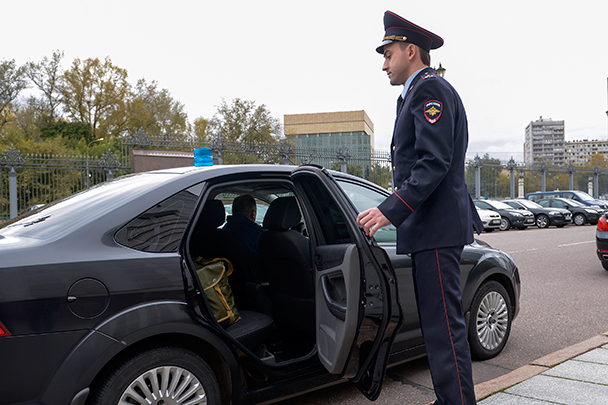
[565,139,608,165]
[284,110,374,155]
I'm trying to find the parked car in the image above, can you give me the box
[502,199,571,228]
[476,206,502,232]
[474,199,535,231]
[0,164,520,405]
[536,197,602,226]
[526,190,608,211]
[596,214,608,270]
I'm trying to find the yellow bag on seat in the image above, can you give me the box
[195,257,241,327]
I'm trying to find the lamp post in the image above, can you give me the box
[435,62,446,77]
[86,138,104,188]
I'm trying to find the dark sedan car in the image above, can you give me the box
[474,199,535,231]
[536,197,602,226]
[502,199,571,228]
[0,164,520,405]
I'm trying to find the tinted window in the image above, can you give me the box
[337,180,396,243]
[552,200,566,208]
[115,186,200,252]
[538,200,550,207]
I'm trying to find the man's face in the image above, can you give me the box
[382,42,411,86]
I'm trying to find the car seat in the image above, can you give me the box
[259,197,314,336]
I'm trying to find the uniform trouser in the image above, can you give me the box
[411,246,476,405]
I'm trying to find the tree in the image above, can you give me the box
[208,98,282,144]
[25,50,64,125]
[192,116,211,143]
[59,56,130,139]
[127,79,188,141]
[585,153,608,168]
[0,59,27,132]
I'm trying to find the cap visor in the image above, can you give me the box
[376,39,394,54]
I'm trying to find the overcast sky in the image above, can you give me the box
[4,1,608,162]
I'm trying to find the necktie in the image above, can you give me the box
[396,95,405,117]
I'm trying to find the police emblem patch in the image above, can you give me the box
[424,100,442,124]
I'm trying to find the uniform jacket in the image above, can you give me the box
[378,67,483,254]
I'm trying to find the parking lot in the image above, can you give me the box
[277,224,608,405]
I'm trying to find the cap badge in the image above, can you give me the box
[424,100,442,124]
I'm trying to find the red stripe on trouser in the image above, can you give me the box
[435,249,465,405]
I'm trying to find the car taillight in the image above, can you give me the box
[598,216,608,231]
[0,321,10,337]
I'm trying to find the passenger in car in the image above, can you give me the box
[222,195,267,260]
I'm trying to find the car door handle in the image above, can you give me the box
[321,274,347,321]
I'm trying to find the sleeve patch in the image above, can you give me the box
[424,100,442,124]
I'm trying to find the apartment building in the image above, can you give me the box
[523,117,565,165]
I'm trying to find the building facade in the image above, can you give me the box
[284,110,374,156]
[565,139,608,165]
[523,117,565,165]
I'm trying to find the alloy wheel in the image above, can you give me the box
[120,366,208,405]
[475,291,509,351]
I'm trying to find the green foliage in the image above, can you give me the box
[209,98,282,144]
[41,121,92,143]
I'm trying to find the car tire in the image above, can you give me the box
[485,229,494,233]
[468,280,512,360]
[88,346,221,405]
[573,213,586,226]
[499,217,510,231]
[603,262,608,271]
[536,214,550,228]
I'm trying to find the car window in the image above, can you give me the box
[504,201,521,209]
[538,200,550,207]
[552,200,566,208]
[115,185,201,253]
[336,180,396,244]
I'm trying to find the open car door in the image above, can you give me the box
[291,165,402,400]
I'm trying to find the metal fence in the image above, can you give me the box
[3,132,608,220]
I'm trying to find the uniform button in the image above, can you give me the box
[393,166,396,171]
[392,146,395,151]
[394,187,398,191]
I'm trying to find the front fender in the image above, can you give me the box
[40,301,239,405]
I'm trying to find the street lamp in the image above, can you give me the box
[435,62,446,77]
[86,138,104,188]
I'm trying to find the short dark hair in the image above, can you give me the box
[399,42,430,66]
[232,195,256,216]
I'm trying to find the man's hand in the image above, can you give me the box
[357,207,392,237]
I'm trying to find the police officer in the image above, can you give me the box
[357,10,483,405]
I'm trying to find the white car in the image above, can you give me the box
[476,206,502,232]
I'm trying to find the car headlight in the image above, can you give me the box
[512,213,523,217]
[549,211,561,216]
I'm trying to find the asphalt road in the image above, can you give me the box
[276,224,607,405]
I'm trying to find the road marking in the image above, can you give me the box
[558,240,595,247]
[507,248,540,253]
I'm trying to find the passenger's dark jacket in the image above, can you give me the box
[378,67,483,254]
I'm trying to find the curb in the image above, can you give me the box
[473,331,608,401]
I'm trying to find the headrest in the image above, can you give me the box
[200,199,225,229]
[263,197,301,231]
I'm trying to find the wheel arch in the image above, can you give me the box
[40,301,241,405]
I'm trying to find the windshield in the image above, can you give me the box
[0,173,176,240]
[573,191,594,201]
[486,200,513,210]
[519,200,542,209]
[564,199,586,207]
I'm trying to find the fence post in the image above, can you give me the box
[507,157,517,199]
[594,165,601,198]
[337,146,351,173]
[473,155,482,199]
[211,137,226,165]
[1,147,25,219]
[518,168,525,198]
[279,141,294,165]
[567,163,575,190]
[539,161,548,192]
